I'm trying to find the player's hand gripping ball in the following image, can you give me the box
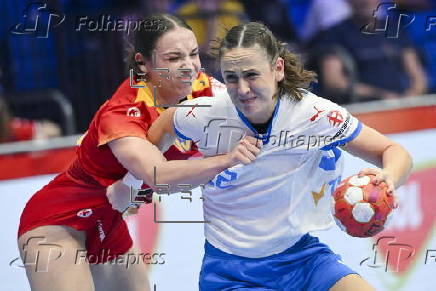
[332,174,395,237]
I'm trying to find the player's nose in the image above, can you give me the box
[180,57,198,75]
[237,79,250,97]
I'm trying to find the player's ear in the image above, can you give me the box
[135,53,148,74]
[274,56,285,82]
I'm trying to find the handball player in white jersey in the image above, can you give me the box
[114,22,412,290]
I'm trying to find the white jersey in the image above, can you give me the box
[173,90,362,258]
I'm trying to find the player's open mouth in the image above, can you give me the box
[240,97,256,104]
[178,71,196,82]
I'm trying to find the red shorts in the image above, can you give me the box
[18,172,133,263]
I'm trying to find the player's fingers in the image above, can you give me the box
[373,172,386,185]
[243,136,259,145]
[242,136,263,150]
[386,180,395,196]
[236,152,253,165]
[237,139,258,159]
[244,142,261,156]
[255,138,263,149]
[239,145,257,162]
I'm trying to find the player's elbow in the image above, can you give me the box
[386,142,413,174]
[401,144,413,174]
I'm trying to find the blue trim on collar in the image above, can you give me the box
[235,98,281,145]
[173,125,192,141]
[321,121,363,151]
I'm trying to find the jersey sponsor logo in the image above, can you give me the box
[77,208,93,218]
[311,183,326,206]
[310,106,325,122]
[127,106,141,117]
[327,110,344,127]
[331,114,351,140]
[185,103,199,118]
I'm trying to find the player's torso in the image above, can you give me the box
[194,92,345,257]
[71,73,221,187]
[71,80,158,186]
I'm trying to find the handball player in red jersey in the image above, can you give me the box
[17,14,260,291]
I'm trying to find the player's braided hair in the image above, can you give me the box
[211,22,316,100]
[126,14,193,77]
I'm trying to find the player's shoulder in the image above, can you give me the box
[180,91,231,114]
[93,78,157,130]
[282,90,349,133]
[288,90,338,116]
[107,78,139,105]
[300,90,336,105]
[175,90,233,132]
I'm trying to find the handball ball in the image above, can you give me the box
[332,174,395,237]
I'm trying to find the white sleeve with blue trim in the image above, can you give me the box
[306,94,362,150]
[173,97,214,143]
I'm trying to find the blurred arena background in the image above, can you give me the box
[0,0,435,290]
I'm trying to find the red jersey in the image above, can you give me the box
[67,72,220,187]
[18,73,226,263]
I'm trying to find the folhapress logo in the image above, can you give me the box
[11,2,65,38]
[361,2,415,38]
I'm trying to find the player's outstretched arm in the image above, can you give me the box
[342,124,413,195]
[108,135,260,193]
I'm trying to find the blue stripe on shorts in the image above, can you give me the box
[199,234,358,291]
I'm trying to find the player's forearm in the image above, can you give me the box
[130,155,231,192]
[381,143,413,188]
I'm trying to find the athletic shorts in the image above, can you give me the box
[18,172,132,264]
[199,234,357,291]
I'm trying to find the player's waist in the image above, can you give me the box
[66,158,117,188]
[204,233,315,260]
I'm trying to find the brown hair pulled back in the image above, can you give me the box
[126,14,193,76]
[213,22,316,100]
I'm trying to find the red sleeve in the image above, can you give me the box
[97,102,153,146]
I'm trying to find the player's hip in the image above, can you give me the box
[18,172,114,238]
[199,234,356,290]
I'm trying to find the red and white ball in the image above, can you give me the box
[332,174,395,237]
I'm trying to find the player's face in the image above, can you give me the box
[145,27,201,105]
[221,45,284,123]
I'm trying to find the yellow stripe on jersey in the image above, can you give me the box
[134,82,165,114]
[187,72,211,99]
[135,73,211,111]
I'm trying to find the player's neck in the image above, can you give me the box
[250,115,273,135]
[153,87,185,107]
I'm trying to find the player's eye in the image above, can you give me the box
[245,72,259,80]
[168,56,180,62]
[225,75,238,83]
[190,52,199,57]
